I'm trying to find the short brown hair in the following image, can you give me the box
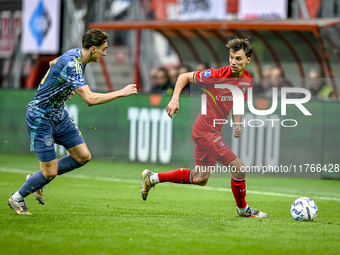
[225,37,253,58]
[82,29,108,49]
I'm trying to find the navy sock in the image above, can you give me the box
[57,155,83,175]
[18,171,50,197]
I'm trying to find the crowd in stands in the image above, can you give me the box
[149,63,336,100]
[253,66,335,100]
[308,68,334,99]
[149,62,208,95]
[253,66,295,98]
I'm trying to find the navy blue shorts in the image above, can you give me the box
[26,110,85,162]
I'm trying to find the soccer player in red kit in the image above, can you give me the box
[141,37,268,218]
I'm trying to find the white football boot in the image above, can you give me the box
[237,206,268,218]
[8,195,31,215]
[140,169,155,201]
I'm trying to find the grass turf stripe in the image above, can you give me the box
[1,166,339,202]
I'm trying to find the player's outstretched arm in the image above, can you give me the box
[75,84,137,106]
[166,72,194,119]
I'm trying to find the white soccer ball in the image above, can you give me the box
[290,197,318,221]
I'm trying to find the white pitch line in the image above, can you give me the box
[1,167,339,202]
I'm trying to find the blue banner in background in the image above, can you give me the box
[29,0,51,48]
[21,0,60,54]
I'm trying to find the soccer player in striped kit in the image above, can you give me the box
[141,37,268,218]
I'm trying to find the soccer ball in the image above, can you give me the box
[290,197,318,221]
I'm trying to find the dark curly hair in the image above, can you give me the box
[225,37,253,58]
[82,29,108,49]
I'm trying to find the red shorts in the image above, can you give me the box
[192,128,237,167]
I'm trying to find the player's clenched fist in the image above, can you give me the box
[234,126,243,138]
[166,98,179,119]
[68,91,75,100]
[121,84,138,96]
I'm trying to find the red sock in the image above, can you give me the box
[231,176,247,208]
[158,168,192,184]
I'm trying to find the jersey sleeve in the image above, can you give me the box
[193,68,217,86]
[61,59,87,90]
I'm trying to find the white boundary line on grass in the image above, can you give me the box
[1,167,340,202]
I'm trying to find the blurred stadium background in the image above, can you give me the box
[0,0,339,180]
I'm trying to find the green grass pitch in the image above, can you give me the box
[0,153,339,255]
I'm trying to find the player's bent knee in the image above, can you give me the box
[229,158,246,177]
[48,172,58,179]
[79,151,91,165]
[42,171,58,180]
[232,172,246,179]
[40,159,58,180]
[194,177,209,186]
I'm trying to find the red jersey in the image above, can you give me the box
[192,66,253,134]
